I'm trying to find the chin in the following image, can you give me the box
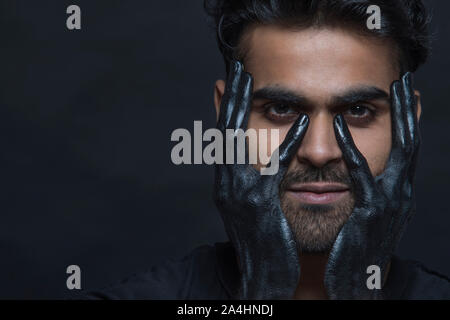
[281,193,355,254]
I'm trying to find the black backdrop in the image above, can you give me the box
[0,0,448,299]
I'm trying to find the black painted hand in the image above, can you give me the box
[214,61,310,299]
[325,73,420,299]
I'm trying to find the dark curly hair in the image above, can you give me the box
[204,0,431,75]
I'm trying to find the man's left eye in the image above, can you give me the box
[345,105,372,117]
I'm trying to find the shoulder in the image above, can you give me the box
[388,256,450,299]
[81,243,228,300]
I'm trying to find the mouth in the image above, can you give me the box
[285,182,350,205]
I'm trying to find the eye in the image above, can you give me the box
[343,104,377,127]
[267,103,297,115]
[263,103,299,122]
[345,105,371,117]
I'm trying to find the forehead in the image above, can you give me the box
[241,25,398,100]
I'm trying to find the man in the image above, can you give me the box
[85,0,450,299]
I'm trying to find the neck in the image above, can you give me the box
[293,252,329,300]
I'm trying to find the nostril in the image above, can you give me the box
[296,140,343,168]
[293,115,343,167]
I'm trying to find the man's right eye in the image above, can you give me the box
[263,103,299,122]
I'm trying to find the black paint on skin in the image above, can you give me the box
[215,60,420,299]
[214,60,309,299]
[325,73,420,299]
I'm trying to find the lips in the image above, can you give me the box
[286,182,350,205]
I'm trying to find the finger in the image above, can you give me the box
[382,78,412,191]
[233,72,253,130]
[334,114,376,201]
[401,72,420,150]
[390,80,409,150]
[401,73,421,189]
[231,72,253,165]
[278,114,309,167]
[218,60,243,129]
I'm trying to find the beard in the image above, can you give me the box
[279,163,355,254]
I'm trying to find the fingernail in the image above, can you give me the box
[243,72,253,84]
[391,79,399,90]
[334,114,344,128]
[403,72,414,88]
[236,60,243,71]
[299,114,309,126]
[231,60,241,73]
[391,80,401,96]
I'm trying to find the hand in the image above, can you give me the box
[214,60,310,299]
[325,73,420,299]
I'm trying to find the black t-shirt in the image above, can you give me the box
[83,242,450,300]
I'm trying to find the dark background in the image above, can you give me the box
[0,0,448,299]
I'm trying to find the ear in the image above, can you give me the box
[214,80,226,122]
[414,90,422,122]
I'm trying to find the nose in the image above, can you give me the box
[296,112,342,168]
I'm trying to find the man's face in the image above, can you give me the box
[214,25,417,253]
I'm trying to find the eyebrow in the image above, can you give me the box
[252,86,313,108]
[252,85,390,109]
[331,86,390,106]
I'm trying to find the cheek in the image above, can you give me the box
[350,117,392,176]
[247,111,291,168]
